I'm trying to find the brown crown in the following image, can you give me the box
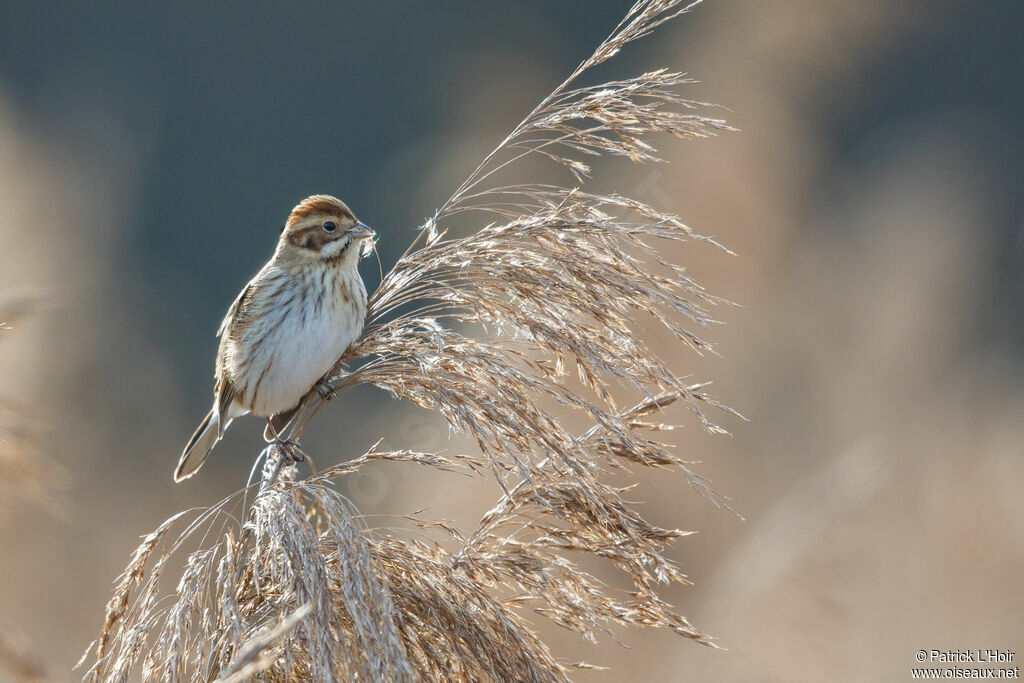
[285,194,356,229]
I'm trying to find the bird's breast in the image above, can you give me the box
[226,266,367,416]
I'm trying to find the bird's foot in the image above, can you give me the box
[315,377,338,401]
[271,438,305,463]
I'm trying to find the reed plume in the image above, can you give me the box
[0,293,67,519]
[1,294,66,683]
[83,1,738,679]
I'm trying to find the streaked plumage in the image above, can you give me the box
[175,195,374,482]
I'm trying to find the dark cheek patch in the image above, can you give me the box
[289,226,337,252]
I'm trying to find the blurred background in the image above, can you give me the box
[1,1,1021,680]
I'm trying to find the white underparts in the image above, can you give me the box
[223,264,367,416]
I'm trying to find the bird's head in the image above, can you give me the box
[278,194,375,265]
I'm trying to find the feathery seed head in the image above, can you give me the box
[86,2,736,679]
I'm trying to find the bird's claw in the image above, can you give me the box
[315,377,337,401]
[260,439,305,491]
[269,438,304,466]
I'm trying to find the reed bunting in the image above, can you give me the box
[175,194,374,482]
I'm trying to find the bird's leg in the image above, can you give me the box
[314,376,337,401]
[264,417,304,463]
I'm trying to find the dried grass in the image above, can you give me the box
[0,625,49,682]
[83,1,738,679]
[0,398,67,521]
[0,294,68,520]
[1,295,66,682]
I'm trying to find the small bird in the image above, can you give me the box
[175,194,375,482]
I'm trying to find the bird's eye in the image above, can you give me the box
[322,221,337,232]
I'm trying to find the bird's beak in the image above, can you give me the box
[349,221,375,240]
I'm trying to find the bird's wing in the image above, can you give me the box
[211,271,262,423]
[212,265,287,417]
[217,279,257,338]
[214,374,238,435]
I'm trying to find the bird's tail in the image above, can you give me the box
[175,410,223,482]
